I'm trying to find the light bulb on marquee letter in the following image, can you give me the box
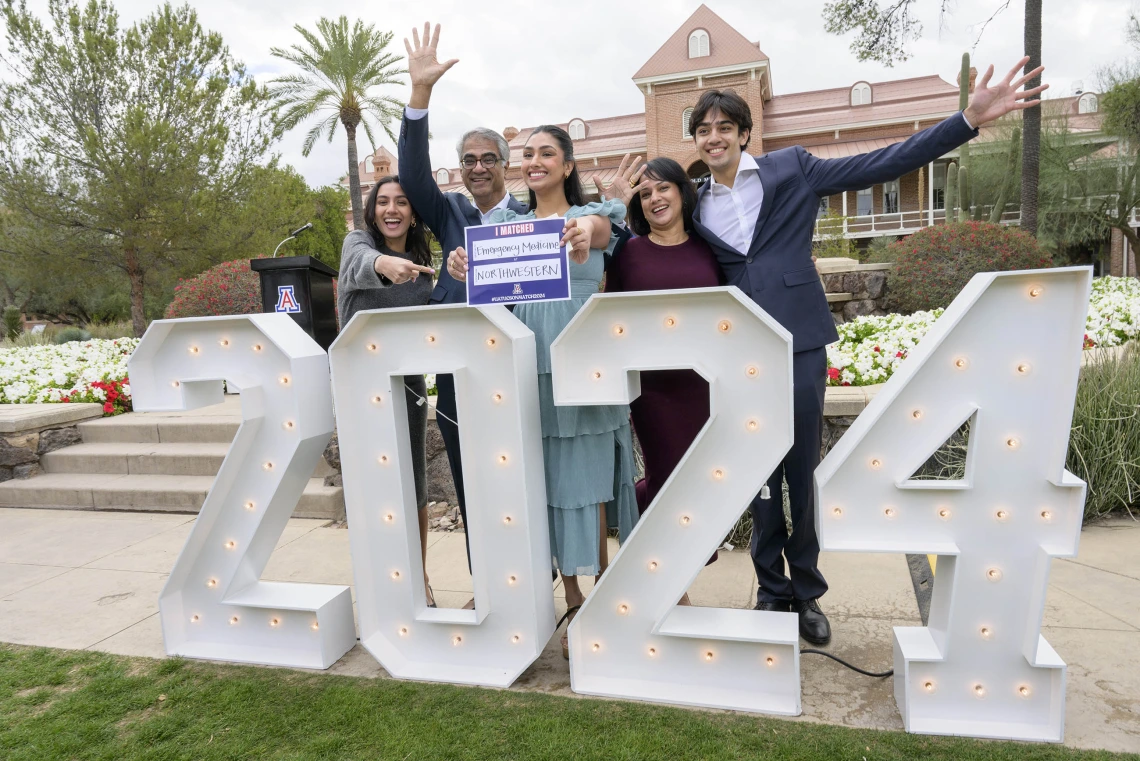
[329,303,554,688]
[550,288,800,715]
[816,267,1091,742]
[129,314,355,670]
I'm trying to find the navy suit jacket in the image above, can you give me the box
[693,112,978,354]
[397,112,529,305]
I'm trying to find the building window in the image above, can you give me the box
[436,169,450,185]
[817,196,829,219]
[682,108,694,139]
[851,82,872,106]
[856,187,873,216]
[688,29,709,58]
[1079,93,1099,114]
[568,119,586,140]
[883,179,899,214]
[933,163,946,210]
[364,156,375,175]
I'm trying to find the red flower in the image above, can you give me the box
[827,367,840,380]
[895,351,904,358]
[103,402,114,414]
[873,346,880,353]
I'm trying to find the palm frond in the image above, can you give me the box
[302,113,340,156]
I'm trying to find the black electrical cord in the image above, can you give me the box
[801,648,893,678]
[555,604,581,631]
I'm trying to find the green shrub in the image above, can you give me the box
[865,235,900,264]
[85,320,135,339]
[54,326,92,344]
[1069,347,1140,521]
[888,221,1053,313]
[812,210,856,259]
[2,305,22,341]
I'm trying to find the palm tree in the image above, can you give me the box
[270,17,405,230]
[1020,0,1042,237]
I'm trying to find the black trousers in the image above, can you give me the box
[433,373,472,571]
[749,347,829,604]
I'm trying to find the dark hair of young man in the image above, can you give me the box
[690,90,754,149]
[627,158,699,238]
[524,125,588,210]
[363,176,433,268]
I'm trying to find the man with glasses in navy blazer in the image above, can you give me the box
[687,58,1047,645]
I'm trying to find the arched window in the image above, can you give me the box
[435,169,450,185]
[688,29,709,58]
[1079,93,1099,114]
[682,107,694,139]
[364,156,375,174]
[851,82,872,106]
[568,119,586,140]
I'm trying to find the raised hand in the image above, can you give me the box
[404,22,458,100]
[595,153,646,209]
[963,56,1048,127]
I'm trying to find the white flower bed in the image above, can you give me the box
[828,276,1140,387]
[0,338,138,414]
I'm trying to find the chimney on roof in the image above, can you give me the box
[956,66,978,93]
[503,126,520,140]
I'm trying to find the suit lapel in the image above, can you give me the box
[748,155,777,254]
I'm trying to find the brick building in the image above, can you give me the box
[352,4,1132,273]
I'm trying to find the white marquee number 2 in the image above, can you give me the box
[129,314,356,669]
[816,267,1091,742]
[329,304,555,687]
[551,288,802,714]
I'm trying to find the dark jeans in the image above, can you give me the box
[433,373,471,572]
[749,347,829,605]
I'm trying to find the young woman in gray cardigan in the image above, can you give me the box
[338,175,438,606]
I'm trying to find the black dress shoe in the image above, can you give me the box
[754,600,792,612]
[793,598,832,645]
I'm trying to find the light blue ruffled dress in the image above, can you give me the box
[488,201,639,576]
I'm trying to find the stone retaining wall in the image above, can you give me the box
[0,404,104,483]
[817,258,892,323]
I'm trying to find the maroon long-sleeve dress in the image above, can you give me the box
[606,234,724,560]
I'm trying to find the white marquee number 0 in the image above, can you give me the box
[551,288,802,714]
[816,267,1090,742]
[329,304,555,687]
[130,315,356,669]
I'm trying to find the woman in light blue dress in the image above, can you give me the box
[447,125,638,656]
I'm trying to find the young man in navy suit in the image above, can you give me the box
[686,58,1046,645]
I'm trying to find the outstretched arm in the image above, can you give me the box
[803,57,1047,197]
[396,23,460,237]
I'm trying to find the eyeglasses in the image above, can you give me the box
[461,154,504,169]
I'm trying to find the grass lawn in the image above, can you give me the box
[0,644,1134,761]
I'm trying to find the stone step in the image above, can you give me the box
[78,415,241,444]
[0,473,344,520]
[40,442,334,479]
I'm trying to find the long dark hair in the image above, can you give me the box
[363,175,432,267]
[627,158,698,237]
[524,125,587,210]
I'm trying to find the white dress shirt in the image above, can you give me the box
[404,106,511,223]
[698,151,764,256]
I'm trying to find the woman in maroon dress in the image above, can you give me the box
[604,158,722,589]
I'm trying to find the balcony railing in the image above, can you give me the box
[813,205,1022,241]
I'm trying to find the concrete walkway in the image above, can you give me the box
[0,506,1137,752]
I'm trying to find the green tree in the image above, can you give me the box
[821,1,1044,237]
[269,17,405,231]
[0,0,276,336]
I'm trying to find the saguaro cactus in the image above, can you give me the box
[959,53,971,214]
[946,161,959,220]
[989,127,1022,224]
[958,165,969,222]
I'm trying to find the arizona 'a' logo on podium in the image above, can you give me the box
[275,285,302,313]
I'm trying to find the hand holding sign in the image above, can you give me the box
[561,218,591,264]
[446,247,468,282]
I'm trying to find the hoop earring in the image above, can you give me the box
[411,219,417,228]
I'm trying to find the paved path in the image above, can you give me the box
[0,507,1137,753]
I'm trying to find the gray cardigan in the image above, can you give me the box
[337,229,433,325]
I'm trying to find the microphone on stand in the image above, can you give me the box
[273,222,314,257]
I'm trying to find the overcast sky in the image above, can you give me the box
[26,0,1139,187]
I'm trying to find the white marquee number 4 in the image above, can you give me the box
[129,315,356,669]
[551,288,802,714]
[816,267,1091,742]
[329,304,555,687]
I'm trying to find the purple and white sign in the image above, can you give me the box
[465,218,570,306]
